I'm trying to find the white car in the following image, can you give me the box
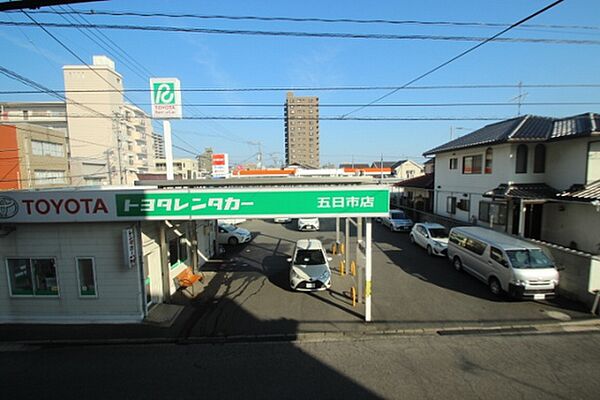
[410,222,449,256]
[273,217,292,223]
[381,210,413,232]
[217,223,252,245]
[288,239,332,291]
[297,217,320,231]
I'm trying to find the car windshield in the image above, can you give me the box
[390,211,406,220]
[220,224,236,232]
[428,228,448,238]
[294,249,326,265]
[506,249,554,269]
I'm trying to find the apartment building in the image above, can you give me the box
[285,92,320,168]
[152,132,165,160]
[63,55,155,186]
[0,124,70,189]
[154,158,199,180]
[0,101,68,136]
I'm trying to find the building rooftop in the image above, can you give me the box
[424,113,600,156]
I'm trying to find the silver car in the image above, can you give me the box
[288,239,332,291]
[217,223,252,245]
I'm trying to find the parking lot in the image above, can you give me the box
[187,218,591,337]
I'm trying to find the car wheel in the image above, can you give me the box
[228,236,239,245]
[453,257,462,272]
[409,235,415,244]
[489,278,502,297]
[427,245,433,256]
[389,224,394,232]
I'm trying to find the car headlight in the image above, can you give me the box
[292,267,309,280]
[434,242,444,248]
[318,270,330,281]
[511,279,527,286]
[551,279,559,287]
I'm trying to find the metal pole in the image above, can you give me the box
[335,217,340,247]
[518,201,526,237]
[357,216,364,303]
[365,217,372,322]
[163,120,174,180]
[345,218,350,270]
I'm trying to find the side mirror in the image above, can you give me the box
[286,257,292,262]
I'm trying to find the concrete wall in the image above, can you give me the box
[541,202,600,255]
[529,239,600,310]
[0,223,144,323]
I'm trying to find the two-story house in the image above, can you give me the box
[424,113,600,255]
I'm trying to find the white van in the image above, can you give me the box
[447,226,559,299]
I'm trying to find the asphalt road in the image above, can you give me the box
[3,331,600,399]
[184,219,591,338]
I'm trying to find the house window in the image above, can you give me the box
[449,158,458,170]
[479,201,507,225]
[6,258,59,296]
[485,148,493,174]
[457,198,470,212]
[534,144,546,173]
[447,196,457,214]
[462,155,482,174]
[516,144,528,173]
[76,257,97,297]
[168,237,188,268]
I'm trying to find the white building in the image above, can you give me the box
[424,113,600,255]
[0,187,217,323]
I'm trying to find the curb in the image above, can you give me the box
[6,318,600,348]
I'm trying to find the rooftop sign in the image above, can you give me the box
[0,186,389,223]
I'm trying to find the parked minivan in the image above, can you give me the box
[447,226,559,299]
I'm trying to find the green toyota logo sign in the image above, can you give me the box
[150,78,182,119]
[152,82,175,104]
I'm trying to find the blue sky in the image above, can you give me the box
[1,0,599,167]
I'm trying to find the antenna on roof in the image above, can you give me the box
[510,81,529,116]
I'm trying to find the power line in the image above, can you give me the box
[23,9,600,32]
[342,0,565,118]
[21,101,600,108]
[2,19,597,45]
[3,83,599,95]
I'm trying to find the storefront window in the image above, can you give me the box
[7,258,59,296]
[77,258,97,297]
[169,237,188,267]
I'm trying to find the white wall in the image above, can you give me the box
[0,223,143,323]
[545,137,591,190]
[542,203,600,255]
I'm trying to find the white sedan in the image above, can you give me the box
[218,223,252,245]
[409,222,449,256]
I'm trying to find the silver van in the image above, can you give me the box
[447,226,559,299]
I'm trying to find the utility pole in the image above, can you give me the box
[106,149,113,185]
[380,153,384,181]
[112,111,123,184]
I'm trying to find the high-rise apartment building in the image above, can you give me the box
[63,55,155,185]
[284,92,319,168]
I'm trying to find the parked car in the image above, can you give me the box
[381,210,413,232]
[287,239,332,291]
[297,217,320,231]
[410,222,449,256]
[447,226,559,299]
[217,223,252,245]
[273,217,292,223]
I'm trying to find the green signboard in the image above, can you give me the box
[116,188,389,218]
